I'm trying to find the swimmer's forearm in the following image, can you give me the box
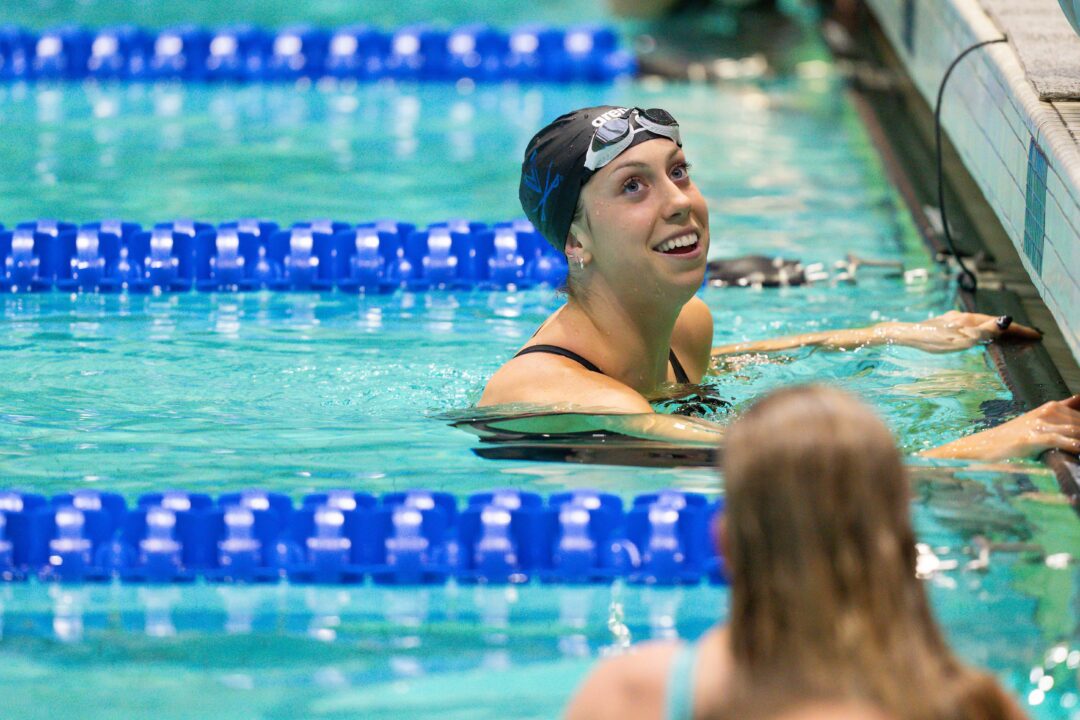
[917,441,973,460]
[473,410,724,445]
[918,434,1015,460]
[712,326,885,356]
[595,413,724,445]
[713,314,1040,358]
[917,396,1080,460]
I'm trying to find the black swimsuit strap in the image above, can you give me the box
[668,349,690,384]
[514,344,603,374]
[514,344,691,383]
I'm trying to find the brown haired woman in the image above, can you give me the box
[564,385,1029,720]
[480,105,1080,460]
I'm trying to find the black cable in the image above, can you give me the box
[934,36,1007,294]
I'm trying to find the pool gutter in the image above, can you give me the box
[841,6,1080,511]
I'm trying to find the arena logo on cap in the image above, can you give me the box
[591,107,629,127]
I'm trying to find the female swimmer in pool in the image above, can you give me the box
[478,105,1080,460]
[565,385,1029,720]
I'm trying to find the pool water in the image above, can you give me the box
[0,0,610,33]
[0,2,1077,719]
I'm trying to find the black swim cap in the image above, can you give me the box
[519,105,679,252]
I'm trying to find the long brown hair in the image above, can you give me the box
[716,385,1026,720]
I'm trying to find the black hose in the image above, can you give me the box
[934,36,1007,294]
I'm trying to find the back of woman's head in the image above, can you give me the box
[723,385,916,624]
[718,385,1026,720]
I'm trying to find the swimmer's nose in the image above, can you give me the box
[661,179,692,222]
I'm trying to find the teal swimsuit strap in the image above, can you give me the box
[665,640,699,720]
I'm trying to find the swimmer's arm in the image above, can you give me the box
[712,311,1040,357]
[480,397,724,446]
[920,395,1080,460]
[480,357,723,445]
[712,328,879,356]
[580,411,724,445]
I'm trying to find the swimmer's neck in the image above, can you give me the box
[559,281,686,392]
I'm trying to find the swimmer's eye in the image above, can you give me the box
[622,177,643,194]
[671,162,692,181]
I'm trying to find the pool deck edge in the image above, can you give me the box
[849,3,1080,510]
[865,0,1080,371]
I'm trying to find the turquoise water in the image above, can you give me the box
[0,283,1012,498]
[0,2,1078,719]
[0,0,610,31]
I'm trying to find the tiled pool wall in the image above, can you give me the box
[867,0,1080,366]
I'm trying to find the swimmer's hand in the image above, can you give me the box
[711,311,1040,356]
[873,311,1041,353]
[921,395,1080,460]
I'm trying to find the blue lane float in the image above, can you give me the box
[0,218,568,292]
[0,24,635,83]
[0,489,726,586]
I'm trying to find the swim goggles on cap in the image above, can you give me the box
[583,108,682,172]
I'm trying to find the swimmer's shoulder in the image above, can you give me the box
[672,296,714,381]
[564,640,681,720]
[479,351,653,412]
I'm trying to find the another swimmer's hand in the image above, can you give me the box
[921,395,1080,461]
[874,311,1041,353]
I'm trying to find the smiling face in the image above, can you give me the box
[568,138,709,303]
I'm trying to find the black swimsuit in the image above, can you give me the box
[514,344,691,384]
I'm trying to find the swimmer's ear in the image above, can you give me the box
[564,231,593,268]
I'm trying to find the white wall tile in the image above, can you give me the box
[869,0,1080,364]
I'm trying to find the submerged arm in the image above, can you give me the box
[712,311,1040,357]
[473,398,1080,461]
[920,395,1080,461]
[479,346,723,445]
[479,409,723,445]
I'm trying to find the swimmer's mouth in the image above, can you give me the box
[653,231,699,255]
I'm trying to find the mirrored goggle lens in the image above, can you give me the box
[592,117,630,147]
[639,107,677,127]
